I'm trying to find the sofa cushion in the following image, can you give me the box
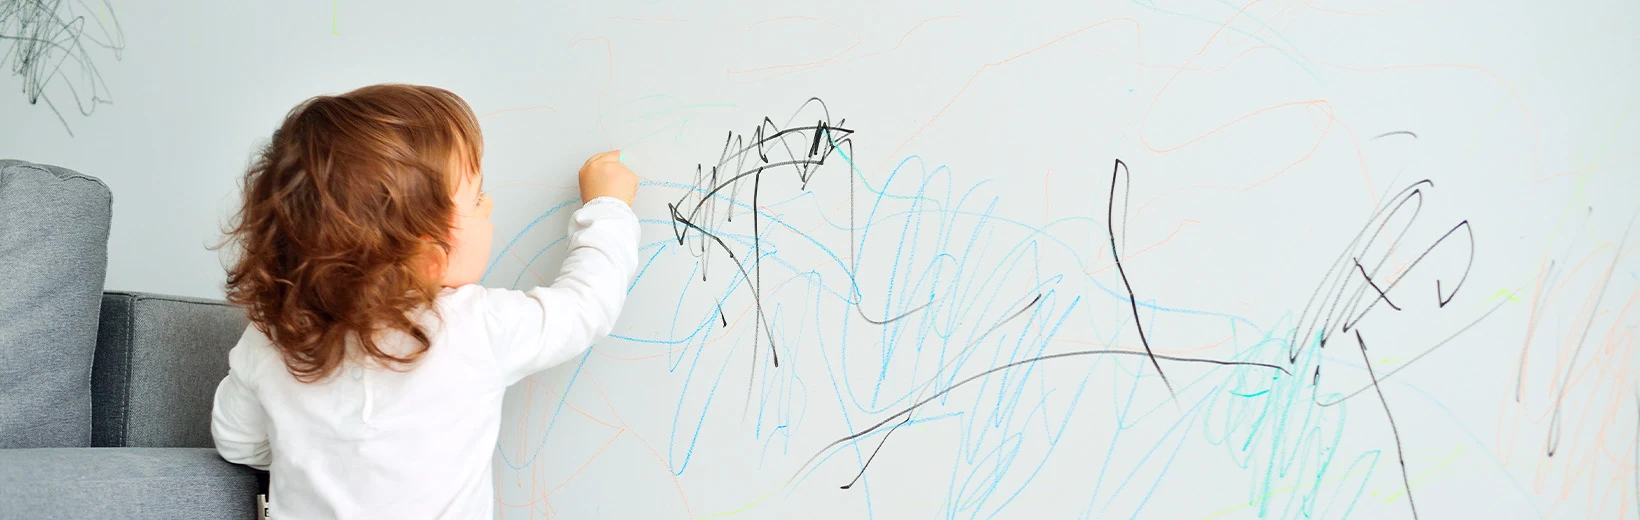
[0,160,111,448]
[0,447,260,519]
[94,292,249,448]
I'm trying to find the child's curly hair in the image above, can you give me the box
[222,84,483,383]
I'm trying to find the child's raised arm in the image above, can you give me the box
[478,152,641,385]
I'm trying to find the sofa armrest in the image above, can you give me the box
[0,447,260,518]
[94,292,249,448]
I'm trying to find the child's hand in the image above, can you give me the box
[578,150,638,206]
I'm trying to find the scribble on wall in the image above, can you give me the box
[666,97,853,386]
[653,100,1326,517]
[0,0,124,135]
[484,90,1633,518]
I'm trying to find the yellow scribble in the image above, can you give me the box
[1383,446,1462,503]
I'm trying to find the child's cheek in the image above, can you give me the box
[480,219,495,260]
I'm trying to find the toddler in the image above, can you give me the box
[210,84,639,518]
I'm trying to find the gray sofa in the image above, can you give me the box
[0,160,263,518]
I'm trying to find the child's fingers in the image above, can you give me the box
[585,150,620,166]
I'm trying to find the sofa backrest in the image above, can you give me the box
[94,292,249,448]
[0,160,112,448]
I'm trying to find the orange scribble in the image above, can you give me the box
[589,375,695,518]
[568,36,616,149]
[863,15,963,57]
[1492,236,1640,513]
[1084,219,1201,276]
[506,245,551,286]
[726,16,860,83]
[874,18,1143,176]
[1308,59,1538,166]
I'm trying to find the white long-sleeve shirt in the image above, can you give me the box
[211,197,641,519]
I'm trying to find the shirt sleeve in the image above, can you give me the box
[211,331,273,470]
[481,196,642,385]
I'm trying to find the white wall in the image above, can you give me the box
[3,1,1636,517]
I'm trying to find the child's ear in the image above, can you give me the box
[416,238,449,282]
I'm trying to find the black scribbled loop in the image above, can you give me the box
[1295,178,1494,411]
[1289,179,1478,369]
[667,99,858,421]
[667,98,855,375]
[1291,181,1427,360]
[0,0,125,135]
[1432,221,1474,308]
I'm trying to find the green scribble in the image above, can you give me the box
[1199,452,1378,520]
[1487,288,1520,303]
[1383,446,1462,503]
[697,486,779,518]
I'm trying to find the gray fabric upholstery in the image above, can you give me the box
[0,160,111,448]
[94,292,249,448]
[0,447,260,518]
[0,162,260,513]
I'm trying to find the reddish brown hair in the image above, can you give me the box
[221,84,483,383]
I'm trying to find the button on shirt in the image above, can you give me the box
[210,197,641,519]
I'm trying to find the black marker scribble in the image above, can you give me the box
[1289,180,1480,372]
[1108,159,1175,398]
[798,347,1291,488]
[1353,257,1402,311]
[796,281,1292,490]
[1317,298,1506,406]
[0,0,124,135]
[669,98,854,375]
[807,157,1311,490]
[1356,330,1419,520]
[839,416,909,489]
[855,297,940,325]
[1282,175,1489,511]
[827,293,1043,488]
[670,98,855,419]
[1431,222,1475,308]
